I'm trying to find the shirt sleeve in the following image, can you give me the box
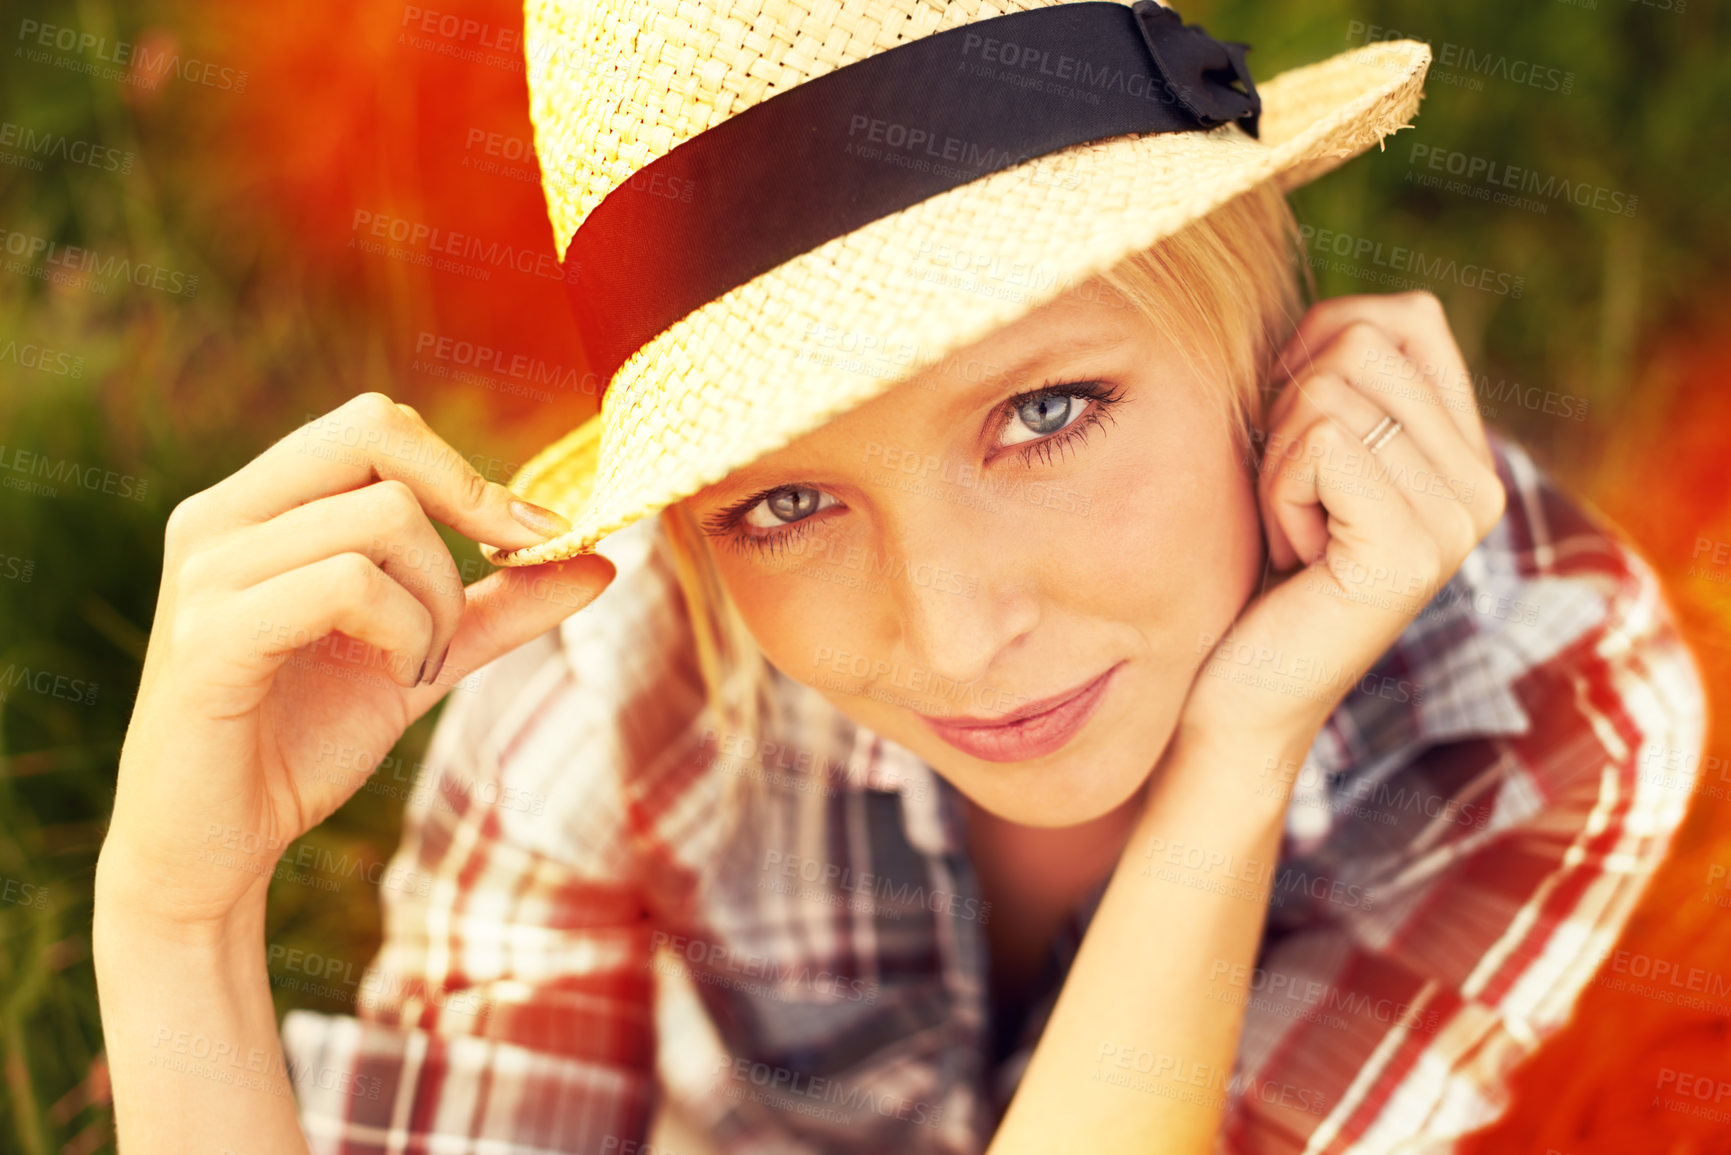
[1218,521,1709,1153]
[280,528,691,1152]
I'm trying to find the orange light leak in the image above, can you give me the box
[188,0,597,436]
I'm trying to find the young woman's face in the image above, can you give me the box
[683,279,1267,827]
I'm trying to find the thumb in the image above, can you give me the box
[405,554,616,707]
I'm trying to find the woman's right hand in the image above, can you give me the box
[94,391,615,931]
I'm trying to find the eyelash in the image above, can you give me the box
[703,378,1125,558]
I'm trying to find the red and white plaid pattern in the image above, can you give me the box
[282,430,1706,1154]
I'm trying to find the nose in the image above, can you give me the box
[875,499,1041,690]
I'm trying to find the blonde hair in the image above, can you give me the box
[662,181,1311,823]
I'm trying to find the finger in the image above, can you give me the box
[1259,367,1436,570]
[190,391,571,553]
[1271,321,1504,537]
[1274,375,1474,581]
[214,553,438,690]
[401,553,617,710]
[1327,321,1503,533]
[1267,417,1445,628]
[1260,379,1433,574]
[1273,293,1489,461]
[183,480,467,671]
[1255,422,1306,573]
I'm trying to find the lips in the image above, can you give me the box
[918,662,1122,763]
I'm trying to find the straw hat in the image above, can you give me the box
[480,0,1431,567]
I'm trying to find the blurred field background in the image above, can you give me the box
[1,0,1728,1151]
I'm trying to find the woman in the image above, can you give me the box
[92,1,1706,1152]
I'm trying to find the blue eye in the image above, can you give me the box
[742,485,837,529]
[993,380,1121,457]
[1003,393,1076,443]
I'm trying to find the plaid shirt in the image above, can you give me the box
[282,429,1706,1154]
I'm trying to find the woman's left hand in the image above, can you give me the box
[1176,290,1508,755]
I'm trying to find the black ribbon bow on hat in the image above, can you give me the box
[1131,1,1261,138]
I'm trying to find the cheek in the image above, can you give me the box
[1074,417,1262,632]
[718,551,881,681]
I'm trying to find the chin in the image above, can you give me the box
[935,732,1171,826]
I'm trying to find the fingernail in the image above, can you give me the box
[508,498,572,539]
[425,642,450,686]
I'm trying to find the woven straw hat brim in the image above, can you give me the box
[481,31,1431,567]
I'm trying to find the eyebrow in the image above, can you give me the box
[933,328,1132,405]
